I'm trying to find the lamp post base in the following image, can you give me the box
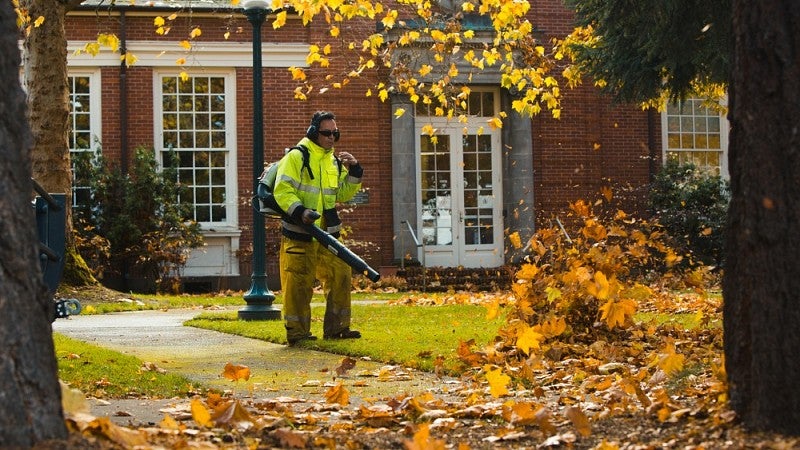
[239,278,281,320]
[238,304,281,321]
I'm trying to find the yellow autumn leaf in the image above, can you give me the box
[516,325,543,356]
[485,297,501,320]
[189,27,202,38]
[179,71,189,81]
[600,185,612,202]
[324,382,350,405]
[289,67,306,81]
[656,341,685,376]
[599,298,636,329]
[533,316,567,338]
[330,25,340,37]
[159,414,181,430]
[488,117,503,129]
[221,362,251,381]
[154,16,165,26]
[123,52,138,67]
[565,406,591,437]
[84,42,101,57]
[509,231,522,249]
[273,10,287,28]
[515,263,539,281]
[394,108,406,118]
[97,33,120,52]
[179,40,191,50]
[175,57,186,66]
[419,64,432,77]
[484,365,510,398]
[586,271,611,300]
[190,398,213,427]
[405,423,446,450]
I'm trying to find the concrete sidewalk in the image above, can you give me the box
[52,307,459,426]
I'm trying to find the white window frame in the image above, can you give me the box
[153,69,239,231]
[67,69,102,208]
[661,97,730,179]
[414,88,504,268]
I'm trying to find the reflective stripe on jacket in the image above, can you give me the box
[273,137,362,238]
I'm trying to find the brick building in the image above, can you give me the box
[64,0,729,290]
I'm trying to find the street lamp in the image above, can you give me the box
[240,0,280,320]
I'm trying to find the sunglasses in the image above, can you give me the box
[318,129,340,139]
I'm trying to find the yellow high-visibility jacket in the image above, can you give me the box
[273,137,362,240]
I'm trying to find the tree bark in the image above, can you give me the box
[724,0,800,434]
[0,1,68,445]
[23,0,98,287]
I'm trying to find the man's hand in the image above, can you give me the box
[302,209,320,224]
[337,151,358,168]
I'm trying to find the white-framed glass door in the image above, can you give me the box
[416,90,503,267]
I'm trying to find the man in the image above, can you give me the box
[273,111,364,345]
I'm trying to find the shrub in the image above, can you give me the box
[73,146,203,293]
[649,160,730,267]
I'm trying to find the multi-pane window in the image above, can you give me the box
[420,135,452,245]
[159,74,233,225]
[462,133,494,245]
[68,73,101,208]
[663,98,729,177]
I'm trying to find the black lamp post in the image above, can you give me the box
[239,0,280,320]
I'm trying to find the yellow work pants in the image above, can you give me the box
[280,236,352,341]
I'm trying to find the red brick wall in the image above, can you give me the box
[67,3,658,281]
[529,0,654,226]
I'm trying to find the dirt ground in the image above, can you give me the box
[45,285,800,450]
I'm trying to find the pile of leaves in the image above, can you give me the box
[56,201,799,448]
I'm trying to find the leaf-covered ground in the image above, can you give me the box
[47,285,800,450]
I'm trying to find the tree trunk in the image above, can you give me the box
[0,1,68,445]
[724,0,800,434]
[22,0,97,287]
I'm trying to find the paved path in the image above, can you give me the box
[52,308,458,426]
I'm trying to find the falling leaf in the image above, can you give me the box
[484,365,510,398]
[656,341,685,376]
[159,414,181,430]
[190,398,213,427]
[276,427,309,448]
[324,382,350,405]
[598,298,636,329]
[516,326,543,356]
[211,400,255,428]
[509,231,522,249]
[586,271,611,300]
[335,357,357,377]
[85,417,148,447]
[600,185,612,202]
[60,380,90,416]
[221,362,251,381]
[404,423,446,450]
[394,108,406,118]
[565,406,591,437]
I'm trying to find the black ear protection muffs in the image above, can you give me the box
[306,111,338,142]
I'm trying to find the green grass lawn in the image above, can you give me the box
[186,303,506,375]
[54,333,200,398]
[79,291,404,314]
